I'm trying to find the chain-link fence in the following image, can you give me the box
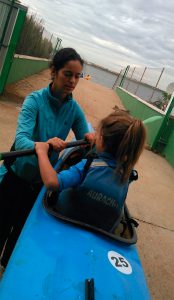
[112,68,126,88]
[120,66,174,111]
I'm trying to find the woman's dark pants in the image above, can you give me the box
[0,171,42,267]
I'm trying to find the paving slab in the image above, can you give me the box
[127,150,174,231]
[137,221,174,300]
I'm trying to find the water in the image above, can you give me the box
[83,63,164,104]
[83,63,118,89]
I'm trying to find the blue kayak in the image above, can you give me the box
[0,145,150,300]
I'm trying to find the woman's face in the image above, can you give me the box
[52,60,83,97]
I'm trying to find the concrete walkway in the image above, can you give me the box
[1,69,174,299]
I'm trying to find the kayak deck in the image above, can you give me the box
[0,143,150,299]
[0,187,150,299]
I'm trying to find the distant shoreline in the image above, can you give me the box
[84,61,119,76]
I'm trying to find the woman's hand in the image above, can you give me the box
[35,142,49,155]
[84,132,96,146]
[47,137,67,152]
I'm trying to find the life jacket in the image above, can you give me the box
[57,156,129,232]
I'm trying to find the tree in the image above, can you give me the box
[16,14,53,59]
[153,91,171,111]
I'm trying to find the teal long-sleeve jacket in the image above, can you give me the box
[0,85,89,183]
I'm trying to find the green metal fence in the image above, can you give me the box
[6,55,49,84]
[0,0,27,94]
[116,86,174,167]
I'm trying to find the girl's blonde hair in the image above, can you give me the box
[100,110,146,183]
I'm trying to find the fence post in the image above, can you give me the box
[57,38,62,51]
[134,67,147,95]
[149,67,165,102]
[152,93,174,150]
[112,68,122,89]
[119,65,130,88]
[125,66,136,90]
[52,37,61,55]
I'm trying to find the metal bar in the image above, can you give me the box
[57,38,62,51]
[149,67,165,102]
[0,139,89,161]
[134,67,147,95]
[85,278,95,300]
[66,140,88,148]
[125,66,136,90]
[119,65,130,88]
[112,68,122,89]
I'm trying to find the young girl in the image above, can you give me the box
[36,110,146,231]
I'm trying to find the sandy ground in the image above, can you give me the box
[1,69,174,299]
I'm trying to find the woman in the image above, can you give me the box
[0,48,94,268]
[36,110,146,232]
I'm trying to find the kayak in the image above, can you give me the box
[0,141,150,299]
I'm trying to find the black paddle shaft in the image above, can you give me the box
[0,139,89,161]
[85,278,95,300]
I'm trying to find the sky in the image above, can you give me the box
[20,0,174,75]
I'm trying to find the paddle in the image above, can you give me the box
[0,140,89,161]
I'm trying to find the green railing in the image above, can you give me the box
[7,55,49,84]
[116,87,174,167]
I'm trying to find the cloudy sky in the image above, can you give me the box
[20,0,174,73]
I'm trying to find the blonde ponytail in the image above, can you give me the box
[116,119,146,182]
[100,111,146,183]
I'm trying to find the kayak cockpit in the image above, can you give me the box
[43,145,138,245]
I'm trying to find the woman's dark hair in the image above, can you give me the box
[50,48,84,72]
[99,110,146,183]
